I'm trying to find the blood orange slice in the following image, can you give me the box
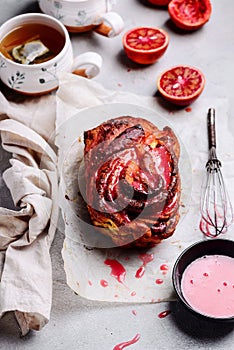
[157,65,205,106]
[122,27,169,65]
[147,0,171,5]
[168,0,212,31]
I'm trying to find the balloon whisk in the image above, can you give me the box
[200,108,233,237]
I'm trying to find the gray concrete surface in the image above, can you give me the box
[1,0,234,349]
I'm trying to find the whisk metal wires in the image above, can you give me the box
[200,108,233,238]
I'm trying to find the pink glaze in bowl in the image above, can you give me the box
[172,239,234,322]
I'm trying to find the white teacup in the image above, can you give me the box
[0,13,102,95]
[38,0,124,36]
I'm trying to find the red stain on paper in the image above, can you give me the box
[160,264,168,271]
[135,266,145,278]
[100,279,108,287]
[135,253,154,279]
[104,259,126,284]
[113,333,141,350]
[160,264,169,275]
[158,310,171,319]
[156,278,164,284]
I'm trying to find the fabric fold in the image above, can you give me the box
[0,91,56,143]
[0,119,58,335]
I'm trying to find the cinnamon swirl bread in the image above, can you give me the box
[82,116,181,248]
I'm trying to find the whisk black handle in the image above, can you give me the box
[207,108,216,149]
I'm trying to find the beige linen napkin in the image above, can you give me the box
[0,95,58,335]
[56,73,234,303]
[0,91,56,143]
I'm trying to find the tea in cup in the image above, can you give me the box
[38,0,124,36]
[0,13,102,95]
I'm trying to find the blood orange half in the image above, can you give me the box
[157,65,205,106]
[122,27,169,65]
[168,0,212,31]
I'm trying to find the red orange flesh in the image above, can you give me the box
[157,65,205,106]
[123,27,169,65]
[168,0,212,31]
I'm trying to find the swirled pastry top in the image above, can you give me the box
[83,116,181,248]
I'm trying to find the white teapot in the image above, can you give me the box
[38,0,124,36]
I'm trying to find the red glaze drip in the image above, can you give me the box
[199,218,213,238]
[131,291,136,296]
[158,310,171,318]
[113,334,141,350]
[100,279,108,287]
[135,266,145,278]
[105,259,126,284]
[185,107,192,112]
[160,264,168,271]
[88,280,92,286]
[199,216,227,238]
[132,310,137,316]
[150,146,172,189]
[156,278,164,284]
[135,253,154,279]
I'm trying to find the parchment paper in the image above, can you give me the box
[0,71,233,335]
[56,73,234,303]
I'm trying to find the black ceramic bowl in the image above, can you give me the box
[172,238,234,322]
